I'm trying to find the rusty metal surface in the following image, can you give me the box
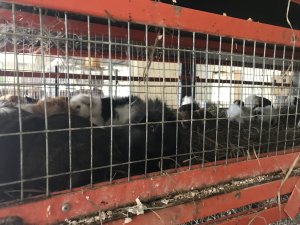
[284,178,300,220]
[292,0,300,4]
[106,178,299,225]
[0,151,298,224]
[2,0,300,47]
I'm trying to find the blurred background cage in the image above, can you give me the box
[0,0,300,224]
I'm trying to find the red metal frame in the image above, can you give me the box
[0,1,300,224]
[1,9,299,60]
[106,178,298,225]
[3,0,300,48]
[284,178,300,219]
[0,150,299,224]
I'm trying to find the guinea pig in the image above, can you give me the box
[24,95,38,104]
[233,100,244,107]
[0,114,112,202]
[69,94,103,125]
[0,95,23,104]
[179,96,200,113]
[0,101,32,133]
[21,96,69,117]
[112,98,177,175]
[244,94,272,109]
[227,100,251,124]
[287,96,300,108]
[253,105,279,125]
[100,95,146,125]
[70,94,145,126]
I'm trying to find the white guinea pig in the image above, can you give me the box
[70,94,103,125]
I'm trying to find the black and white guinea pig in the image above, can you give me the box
[233,100,244,107]
[24,95,38,104]
[112,98,177,175]
[227,100,251,124]
[179,96,200,112]
[70,94,145,126]
[253,105,279,125]
[100,95,146,125]
[244,94,272,109]
[0,113,112,201]
[287,96,300,108]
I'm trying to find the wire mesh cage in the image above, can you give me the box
[0,0,300,224]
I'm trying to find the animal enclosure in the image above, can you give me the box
[0,0,300,224]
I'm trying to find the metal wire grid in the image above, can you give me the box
[0,2,300,204]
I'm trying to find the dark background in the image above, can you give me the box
[159,0,300,29]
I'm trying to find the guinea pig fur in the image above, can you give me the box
[233,100,245,107]
[244,94,272,109]
[112,98,177,175]
[21,96,68,117]
[0,95,24,104]
[70,94,103,125]
[0,114,112,201]
[70,94,146,126]
[179,96,200,113]
[0,101,33,133]
[100,95,146,125]
[227,100,251,124]
[253,105,279,125]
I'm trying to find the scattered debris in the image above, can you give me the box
[126,198,147,216]
[62,168,300,225]
[124,217,132,224]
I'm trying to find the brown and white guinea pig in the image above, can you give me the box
[70,94,145,126]
[21,96,68,117]
[0,95,23,104]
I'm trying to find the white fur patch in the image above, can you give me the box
[70,94,103,125]
[113,104,130,125]
[227,104,252,124]
[181,96,194,106]
[21,104,35,114]
[253,106,278,124]
[244,94,260,108]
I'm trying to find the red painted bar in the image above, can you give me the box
[0,151,299,224]
[2,0,300,47]
[106,178,298,225]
